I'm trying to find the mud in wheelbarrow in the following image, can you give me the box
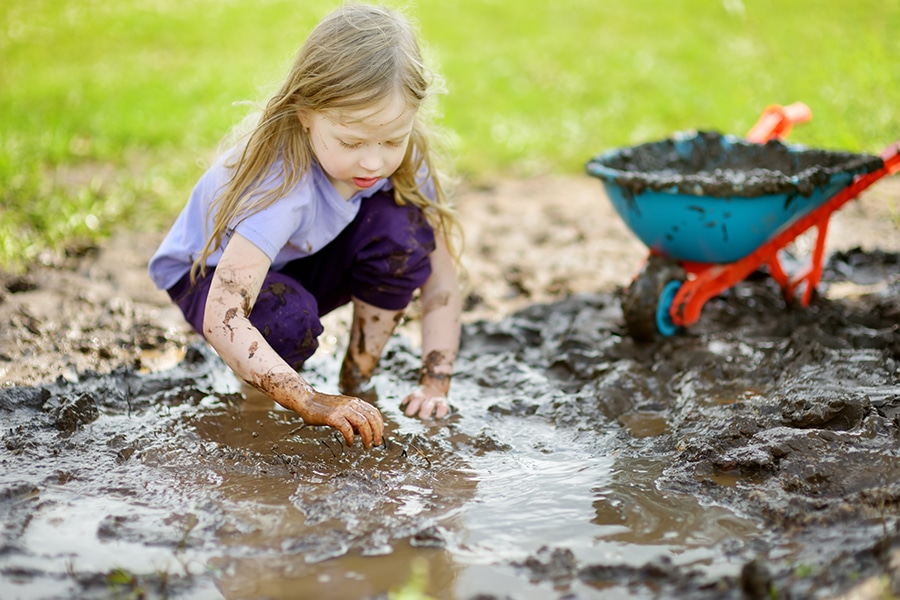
[586,128,897,341]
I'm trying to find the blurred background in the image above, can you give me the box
[1,0,897,270]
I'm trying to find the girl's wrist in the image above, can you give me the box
[418,365,452,396]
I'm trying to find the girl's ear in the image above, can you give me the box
[296,107,312,131]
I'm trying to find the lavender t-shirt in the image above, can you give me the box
[148,153,392,291]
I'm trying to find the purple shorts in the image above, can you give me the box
[166,190,435,369]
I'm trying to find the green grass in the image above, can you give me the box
[2,0,898,271]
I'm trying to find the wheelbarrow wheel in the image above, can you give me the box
[622,256,686,342]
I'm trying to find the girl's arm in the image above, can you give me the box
[400,233,461,419]
[203,233,384,448]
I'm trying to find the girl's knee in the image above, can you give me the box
[251,277,323,369]
[351,202,436,310]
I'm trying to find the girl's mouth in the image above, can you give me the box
[353,177,379,189]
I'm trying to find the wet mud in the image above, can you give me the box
[2,246,899,599]
[586,131,884,198]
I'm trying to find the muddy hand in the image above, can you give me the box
[302,392,384,448]
[400,385,451,419]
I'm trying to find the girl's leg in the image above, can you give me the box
[339,298,404,398]
[279,190,436,393]
[167,270,323,370]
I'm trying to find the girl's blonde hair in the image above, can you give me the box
[191,2,461,282]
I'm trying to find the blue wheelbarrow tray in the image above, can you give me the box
[586,131,884,264]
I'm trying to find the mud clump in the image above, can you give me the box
[780,391,869,430]
[51,392,100,434]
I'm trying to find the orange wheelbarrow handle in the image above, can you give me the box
[746,101,813,143]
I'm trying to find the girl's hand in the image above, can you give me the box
[400,384,451,419]
[301,392,384,448]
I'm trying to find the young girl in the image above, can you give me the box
[148,3,462,449]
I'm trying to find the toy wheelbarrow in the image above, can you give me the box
[586,103,900,341]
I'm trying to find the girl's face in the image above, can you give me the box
[299,94,416,199]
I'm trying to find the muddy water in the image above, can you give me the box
[2,248,899,599]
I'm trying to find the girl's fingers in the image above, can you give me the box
[344,404,376,448]
[402,385,451,420]
[416,398,433,419]
[348,399,384,445]
[331,416,355,447]
[418,397,448,419]
[359,402,385,445]
[403,395,424,416]
[404,395,449,419]
[432,398,450,419]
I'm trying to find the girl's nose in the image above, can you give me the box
[359,147,384,172]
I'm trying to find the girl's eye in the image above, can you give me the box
[338,140,361,149]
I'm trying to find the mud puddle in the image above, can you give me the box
[2,248,900,599]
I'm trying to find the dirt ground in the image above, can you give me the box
[1,173,900,599]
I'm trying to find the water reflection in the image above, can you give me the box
[593,458,759,548]
[215,544,457,600]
